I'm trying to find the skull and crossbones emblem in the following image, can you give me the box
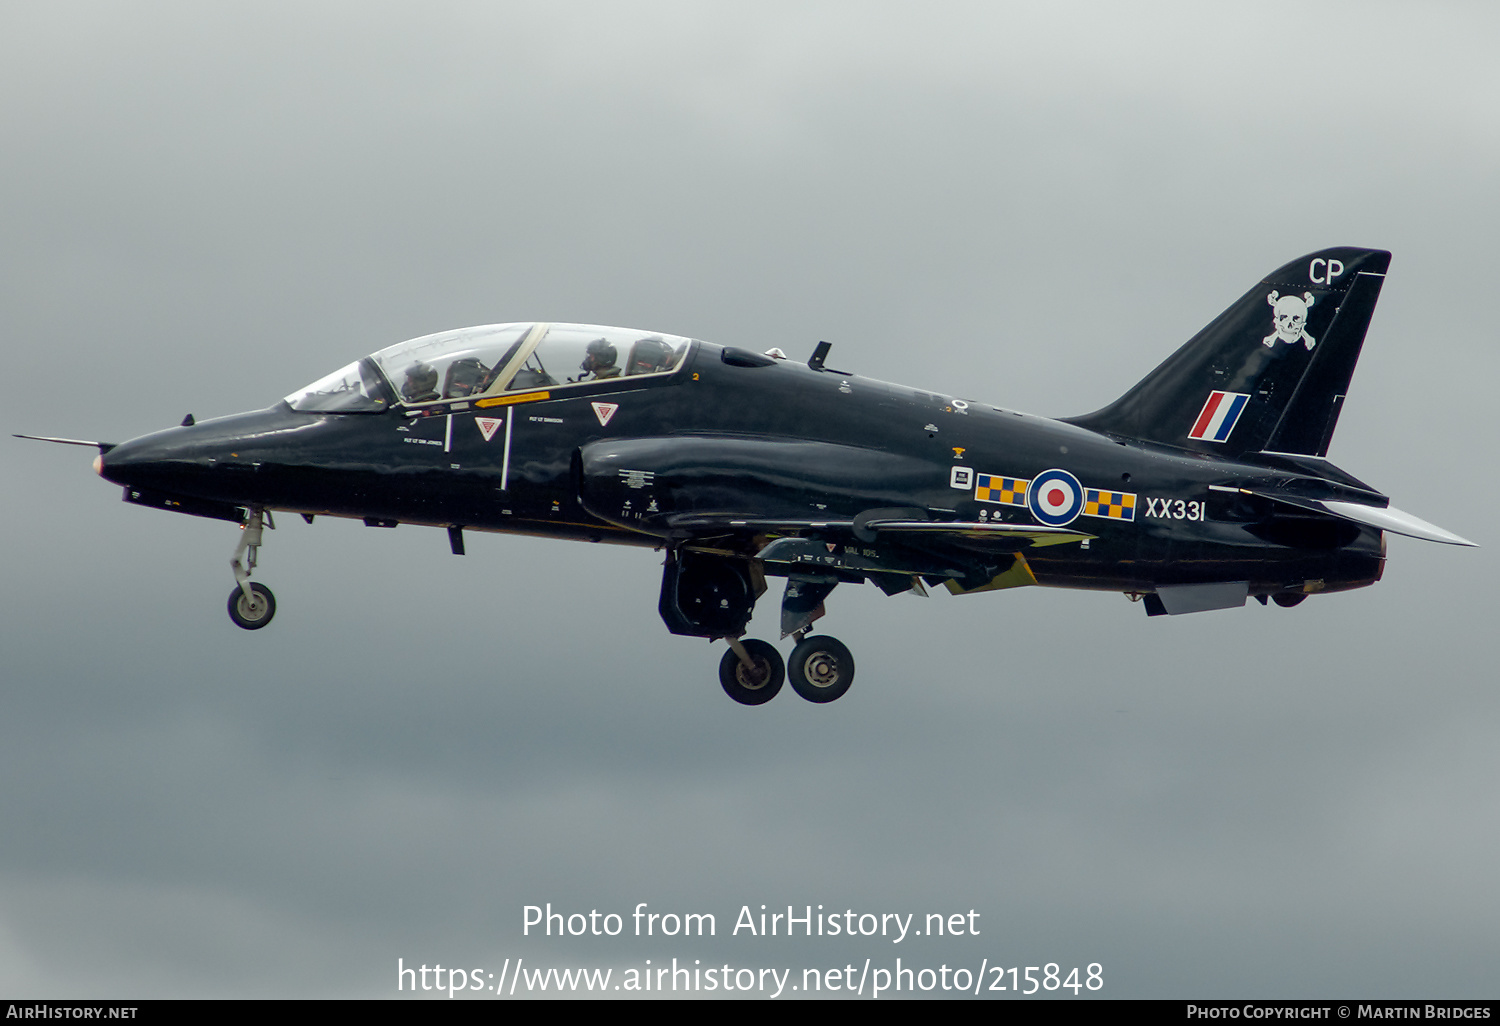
[1263,291,1316,349]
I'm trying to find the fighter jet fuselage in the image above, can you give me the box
[97,337,1389,597]
[27,246,1472,706]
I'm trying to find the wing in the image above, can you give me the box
[578,436,1093,594]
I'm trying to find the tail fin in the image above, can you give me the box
[1067,247,1390,457]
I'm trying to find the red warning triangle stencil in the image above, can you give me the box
[591,402,619,427]
[475,417,503,441]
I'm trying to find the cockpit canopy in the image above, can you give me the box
[284,323,694,413]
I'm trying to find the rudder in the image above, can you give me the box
[1066,247,1390,457]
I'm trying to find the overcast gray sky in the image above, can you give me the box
[1,1,1496,999]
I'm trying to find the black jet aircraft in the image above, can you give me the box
[19,246,1474,706]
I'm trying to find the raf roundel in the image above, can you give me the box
[1027,468,1085,526]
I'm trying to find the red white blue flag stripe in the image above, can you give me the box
[1189,391,1250,443]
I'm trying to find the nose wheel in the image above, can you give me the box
[227,507,277,631]
[228,582,276,630]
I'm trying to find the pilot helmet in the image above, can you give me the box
[629,337,672,374]
[403,361,438,396]
[581,337,617,372]
[445,357,485,396]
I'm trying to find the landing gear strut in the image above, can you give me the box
[227,507,276,630]
[659,553,858,707]
[711,573,857,706]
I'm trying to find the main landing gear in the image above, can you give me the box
[718,638,783,705]
[658,551,859,707]
[227,507,276,630]
[717,631,856,707]
[786,634,854,703]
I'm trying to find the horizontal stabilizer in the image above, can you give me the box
[1231,487,1475,547]
[1321,500,1475,547]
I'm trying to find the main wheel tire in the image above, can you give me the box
[787,635,854,703]
[718,639,784,706]
[227,583,276,630]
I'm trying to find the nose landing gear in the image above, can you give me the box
[228,581,276,630]
[227,508,276,630]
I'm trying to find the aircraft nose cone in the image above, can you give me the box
[96,441,127,484]
[93,405,315,502]
[96,430,211,491]
[95,435,151,486]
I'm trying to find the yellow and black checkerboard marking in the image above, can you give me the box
[1083,489,1137,521]
[975,474,1029,506]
